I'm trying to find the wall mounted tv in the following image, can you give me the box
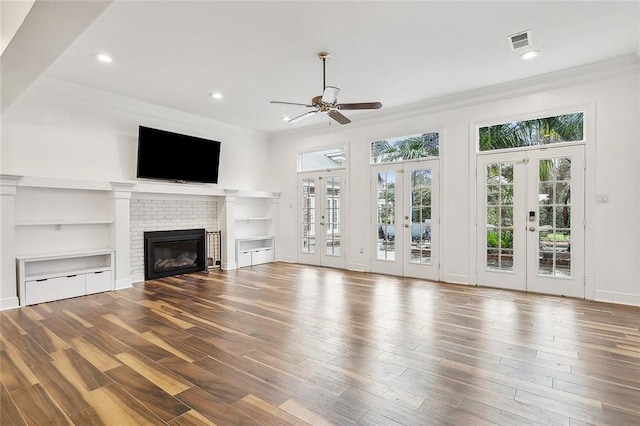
[137,126,221,184]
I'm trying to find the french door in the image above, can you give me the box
[298,171,346,268]
[476,145,585,297]
[371,160,439,280]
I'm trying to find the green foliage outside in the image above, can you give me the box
[479,113,583,152]
[540,232,570,242]
[487,229,513,249]
[372,133,439,163]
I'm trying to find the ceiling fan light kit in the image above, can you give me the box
[270,52,382,125]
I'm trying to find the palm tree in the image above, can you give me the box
[372,133,439,163]
[479,113,583,151]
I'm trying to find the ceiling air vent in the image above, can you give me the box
[508,30,531,50]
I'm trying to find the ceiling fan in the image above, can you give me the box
[270,52,382,125]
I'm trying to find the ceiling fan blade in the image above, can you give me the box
[337,102,382,110]
[288,110,318,123]
[328,110,351,125]
[270,101,314,108]
[321,86,340,104]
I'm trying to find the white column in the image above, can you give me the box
[221,189,238,270]
[0,175,22,310]
[111,182,135,289]
[271,192,282,260]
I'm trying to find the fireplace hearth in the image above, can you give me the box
[144,229,206,280]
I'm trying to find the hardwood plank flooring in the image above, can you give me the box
[1,262,639,425]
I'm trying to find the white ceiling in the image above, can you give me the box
[8,1,640,134]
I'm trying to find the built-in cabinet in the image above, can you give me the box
[234,193,278,268]
[17,249,114,306]
[13,185,116,306]
[236,235,275,267]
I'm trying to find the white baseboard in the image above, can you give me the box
[276,255,297,263]
[347,263,368,272]
[222,261,237,270]
[594,290,640,307]
[440,273,471,285]
[131,273,145,284]
[0,297,20,311]
[115,278,133,290]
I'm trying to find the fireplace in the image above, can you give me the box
[144,229,206,280]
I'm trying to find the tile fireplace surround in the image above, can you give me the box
[131,198,217,281]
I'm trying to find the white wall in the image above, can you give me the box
[1,76,270,189]
[269,67,640,306]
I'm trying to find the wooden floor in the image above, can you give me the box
[1,263,639,425]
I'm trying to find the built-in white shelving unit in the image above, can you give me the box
[236,235,275,268]
[16,249,115,306]
[14,186,115,256]
[12,184,117,306]
[233,192,277,268]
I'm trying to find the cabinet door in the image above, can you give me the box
[237,251,252,268]
[26,278,60,305]
[58,275,86,299]
[252,248,274,265]
[86,271,112,294]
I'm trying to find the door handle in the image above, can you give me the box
[528,226,536,232]
[320,222,325,226]
[404,224,409,228]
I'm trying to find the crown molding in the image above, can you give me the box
[24,76,267,139]
[271,54,640,141]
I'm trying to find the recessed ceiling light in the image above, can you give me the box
[209,92,223,100]
[520,50,540,60]
[95,53,112,63]
[281,116,290,122]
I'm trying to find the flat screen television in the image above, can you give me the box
[136,126,221,184]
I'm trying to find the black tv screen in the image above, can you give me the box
[137,126,221,184]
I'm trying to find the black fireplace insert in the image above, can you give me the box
[144,229,206,280]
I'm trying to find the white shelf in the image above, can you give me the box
[235,216,272,221]
[15,219,114,226]
[236,234,273,241]
[17,248,115,262]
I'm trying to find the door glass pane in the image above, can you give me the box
[301,178,316,254]
[538,157,571,277]
[485,162,514,271]
[376,172,396,261]
[325,176,341,256]
[409,168,432,264]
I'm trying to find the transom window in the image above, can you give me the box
[371,132,439,164]
[479,112,584,152]
[298,147,346,172]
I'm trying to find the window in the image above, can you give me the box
[299,147,346,172]
[479,112,584,152]
[371,132,439,164]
